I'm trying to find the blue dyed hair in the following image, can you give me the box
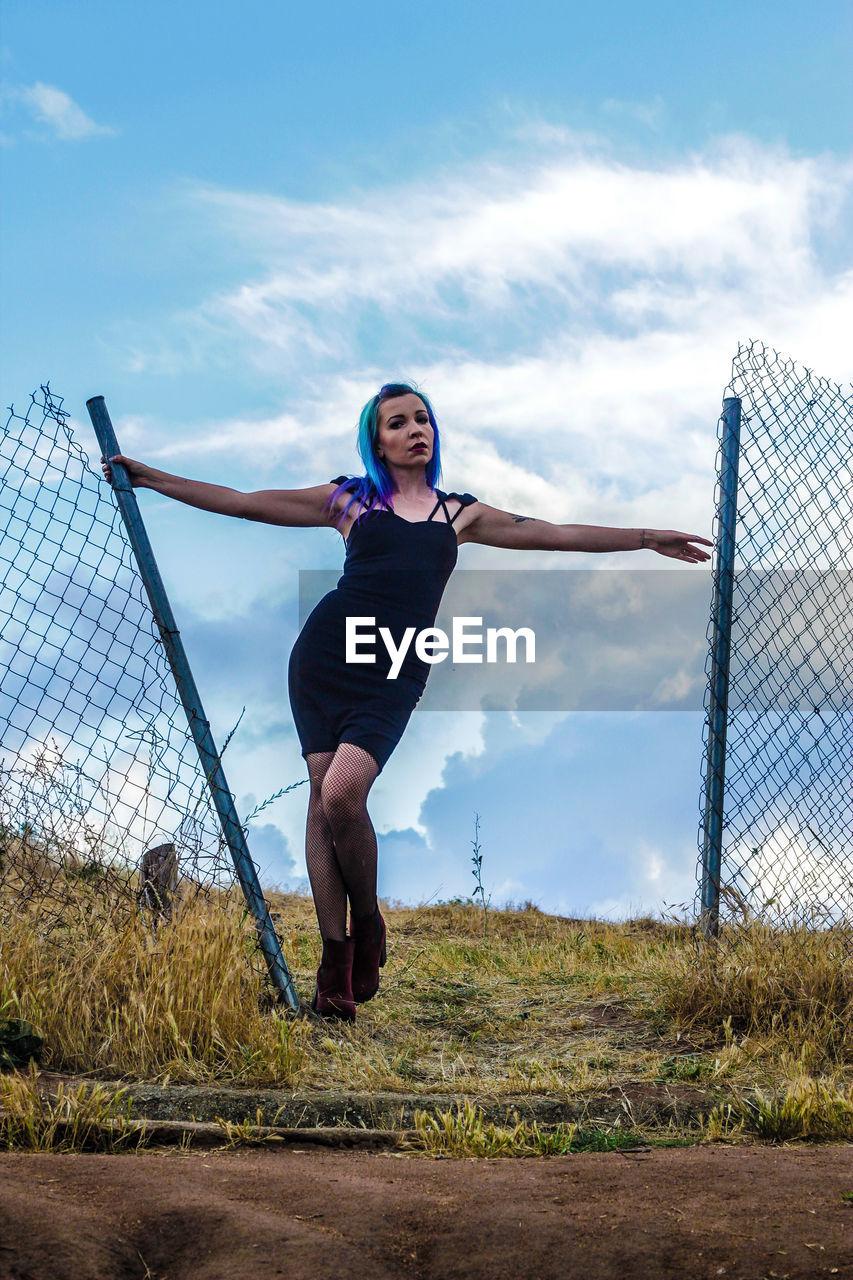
[323,382,443,539]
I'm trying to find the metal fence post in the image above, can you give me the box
[700,396,742,937]
[86,396,299,1010]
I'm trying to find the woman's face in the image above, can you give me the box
[375,393,433,470]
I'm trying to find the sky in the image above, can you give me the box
[2,0,852,919]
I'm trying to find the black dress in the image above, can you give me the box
[287,477,479,773]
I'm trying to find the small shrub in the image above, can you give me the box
[407,1099,645,1158]
[703,1075,853,1143]
[0,1065,148,1152]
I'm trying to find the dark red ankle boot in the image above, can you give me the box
[350,905,387,1003]
[310,936,356,1021]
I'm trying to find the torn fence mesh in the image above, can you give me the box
[0,385,255,940]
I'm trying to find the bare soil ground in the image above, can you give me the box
[2,1145,852,1280]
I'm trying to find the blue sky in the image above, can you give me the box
[2,1,852,917]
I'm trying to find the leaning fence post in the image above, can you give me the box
[86,395,299,1010]
[700,396,742,938]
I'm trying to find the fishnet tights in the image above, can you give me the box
[304,743,381,941]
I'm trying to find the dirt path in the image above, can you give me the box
[1,1145,852,1279]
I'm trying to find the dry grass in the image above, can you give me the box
[646,915,853,1067]
[4,859,853,1145]
[1,880,308,1085]
[0,1063,148,1152]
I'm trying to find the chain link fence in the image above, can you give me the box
[698,340,853,928]
[0,386,283,966]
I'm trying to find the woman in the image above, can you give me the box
[102,382,711,1022]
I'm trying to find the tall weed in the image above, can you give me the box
[0,1064,148,1152]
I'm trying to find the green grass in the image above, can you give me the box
[405,1098,652,1157]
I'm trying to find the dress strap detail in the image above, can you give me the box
[427,492,453,525]
[439,490,479,524]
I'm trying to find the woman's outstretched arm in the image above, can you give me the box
[460,502,712,563]
[101,456,341,528]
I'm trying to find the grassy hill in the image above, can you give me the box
[3,867,853,1145]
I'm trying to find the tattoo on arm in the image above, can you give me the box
[509,513,535,524]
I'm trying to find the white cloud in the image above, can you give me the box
[586,838,700,920]
[602,94,666,131]
[116,134,852,627]
[12,82,115,141]
[182,135,847,347]
[736,820,853,925]
[108,132,853,915]
[510,119,603,150]
[129,137,851,495]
